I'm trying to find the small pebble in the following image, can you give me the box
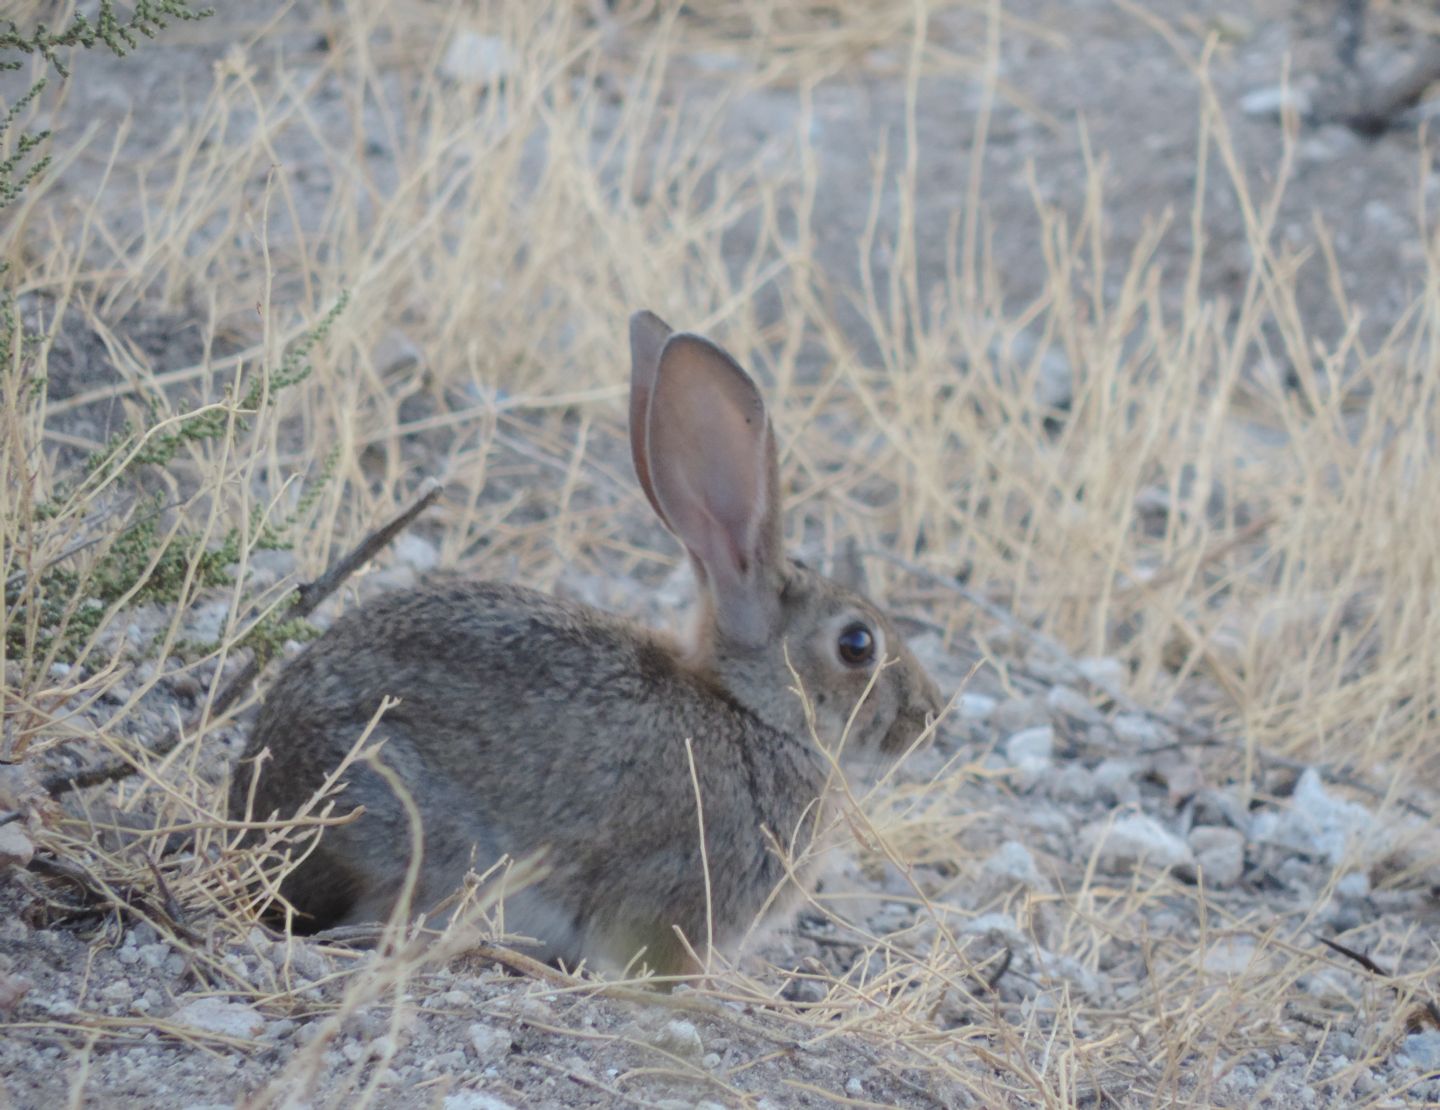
[1239,85,1310,118]
[1005,725,1054,764]
[1403,1030,1440,1070]
[171,997,267,1039]
[468,1022,512,1063]
[1077,655,1126,690]
[1111,713,1162,748]
[651,1019,704,1058]
[1202,937,1257,976]
[0,824,34,870]
[992,696,1049,736]
[440,31,516,87]
[1092,758,1142,805]
[442,1093,516,1110]
[1046,763,1097,804]
[956,692,997,723]
[1083,814,1195,873]
[1046,684,1099,722]
[1188,826,1245,888]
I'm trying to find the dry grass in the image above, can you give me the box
[4,0,1440,1106]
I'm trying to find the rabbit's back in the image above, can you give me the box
[234,579,828,962]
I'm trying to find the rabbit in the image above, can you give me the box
[230,310,943,974]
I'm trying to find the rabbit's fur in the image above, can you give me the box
[231,311,942,973]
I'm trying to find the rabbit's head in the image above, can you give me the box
[629,311,943,762]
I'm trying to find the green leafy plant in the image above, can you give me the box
[4,294,349,666]
[2,2,213,218]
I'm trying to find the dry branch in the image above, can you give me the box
[1319,936,1440,1031]
[39,478,444,797]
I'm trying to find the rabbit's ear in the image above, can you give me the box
[648,333,783,648]
[832,537,869,595]
[629,310,675,529]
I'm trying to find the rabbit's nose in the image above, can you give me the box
[915,671,944,718]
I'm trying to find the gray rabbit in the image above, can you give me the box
[231,311,942,973]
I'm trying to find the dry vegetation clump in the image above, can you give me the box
[3,1,1440,1106]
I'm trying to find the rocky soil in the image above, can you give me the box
[4,1,1440,1107]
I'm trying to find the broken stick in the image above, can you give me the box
[41,478,444,797]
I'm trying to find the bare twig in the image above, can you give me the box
[138,851,189,936]
[1318,936,1440,1030]
[3,494,186,595]
[40,479,444,797]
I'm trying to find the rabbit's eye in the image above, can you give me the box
[837,622,876,666]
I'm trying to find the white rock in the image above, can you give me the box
[440,32,515,88]
[1004,725,1054,790]
[651,1019,703,1058]
[1189,826,1245,887]
[0,971,31,1014]
[1036,350,1073,411]
[956,692,997,723]
[1111,713,1163,748]
[1044,952,1103,1000]
[1005,725,1054,764]
[1002,329,1074,411]
[1077,655,1127,691]
[1046,684,1098,722]
[1403,1030,1440,1070]
[960,912,1027,947]
[1092,758,1142,805]
[1046,763,1097,804]
[980,841,1048,892]
[98,980,134,1007]
[1201,936,1256,976]
[467,1022,512,1063]
[443,1094,515,1110]
[992,696,1048,735]
[185,600,230,643]
[1335,871,1370,899]
[516,994,553,1023]
[393,532,440,572]
[138,943,171,970]
[1251,768,1376,867]
[1239,85,1310,118]
[0,823,34,870]
[1362,200,1405,234]
[1083,814,1195,873]
[171,998,267,1039]
[283,943,327,982]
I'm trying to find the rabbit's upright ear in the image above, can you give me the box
[832,537,869,595]
[647,331,783,648]
[629,310,674,528]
